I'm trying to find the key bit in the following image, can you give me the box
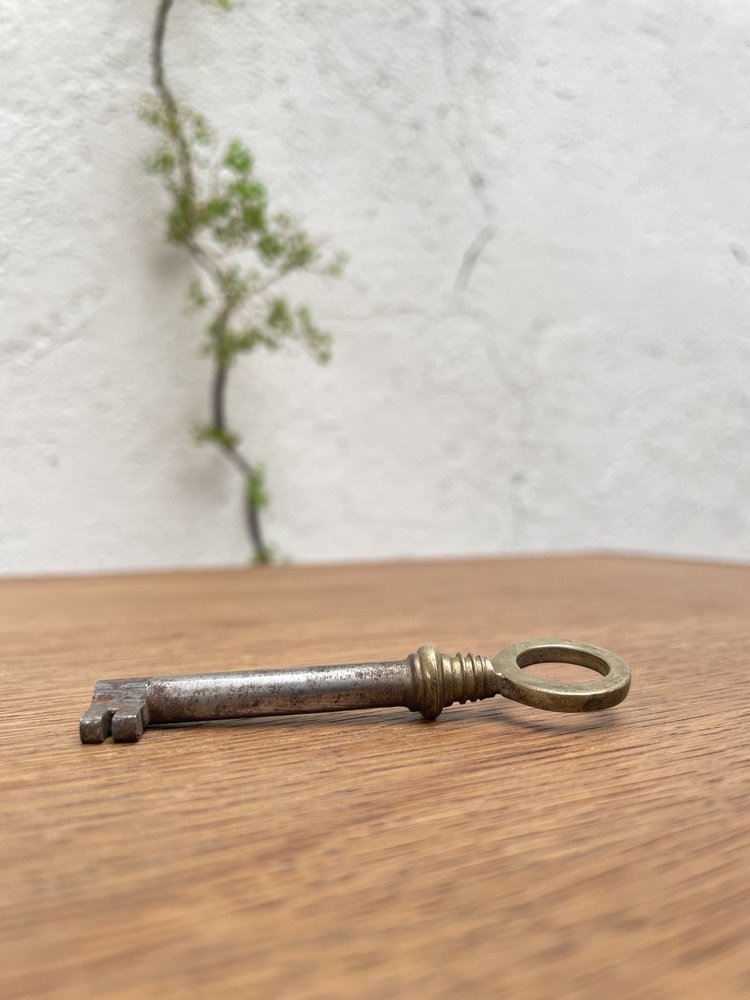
[79,638,630,744]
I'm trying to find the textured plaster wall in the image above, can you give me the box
[2,1,750,574]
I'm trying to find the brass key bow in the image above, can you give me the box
[80,638,630,743]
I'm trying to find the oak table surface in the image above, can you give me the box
[1,555,749,999]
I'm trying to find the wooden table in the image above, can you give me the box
[2,556,749,999]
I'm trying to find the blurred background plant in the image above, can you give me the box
[142,0,345,564]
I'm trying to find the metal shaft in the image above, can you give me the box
[147,660,413,721]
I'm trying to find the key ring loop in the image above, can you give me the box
[492,638,630,713]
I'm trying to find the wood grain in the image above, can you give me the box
[1,555,749,999]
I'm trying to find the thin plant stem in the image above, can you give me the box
[150,0,271,564]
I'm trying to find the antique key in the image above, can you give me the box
[80,638,630,743]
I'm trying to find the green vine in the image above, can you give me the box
[143,0,344,564]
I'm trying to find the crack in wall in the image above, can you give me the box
[3,286,105,369]
[454,221,496,291]
[439,4,498,292]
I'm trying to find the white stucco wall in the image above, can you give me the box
[2,0,749,575]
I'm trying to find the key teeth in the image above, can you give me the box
[80,705,113,744]
[111,703,149,742]
[79,680,150,744]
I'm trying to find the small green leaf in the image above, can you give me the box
[187,278,209,311]
[325,249,348,277]
[166,192,195,244]
[252,545,276,566]
[257,232,284,262]
[217,265,249,306]
[296,305,332,362]
[146,147,176,175]
[247,466,269,510]
[224,138,253,175]
[195,425,240,449]
[266,297,293,333]
[201,196,231,221]
[186,108,213,145]
[283,232,317,271]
